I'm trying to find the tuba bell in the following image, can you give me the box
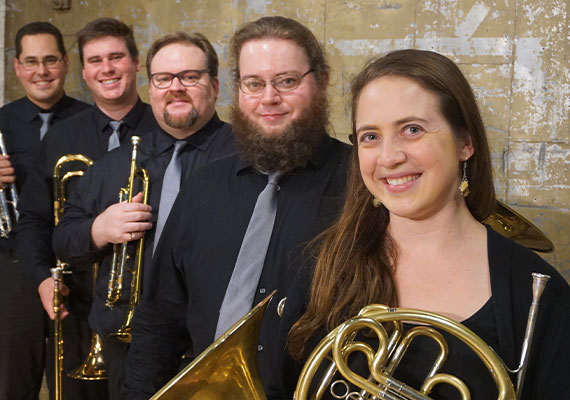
[486,200,554,253]
[106,136,149,343]
[150,291,275,399]
[295,273,549,400]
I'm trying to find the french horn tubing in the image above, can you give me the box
[295,273,549,400]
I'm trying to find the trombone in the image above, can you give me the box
[66,260,108,381]
[106,136,149,343]
[51,154,108,399]
[0,131,19,238]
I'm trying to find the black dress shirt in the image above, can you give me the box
[17,99,158,290]
[0,95,90,253]
[0,95,90,192]
[52,115,236,337]
[124,135,351,398]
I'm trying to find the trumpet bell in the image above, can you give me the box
[150,292,275,399]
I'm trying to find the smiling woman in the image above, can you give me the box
[355,75,474,221]
[267,49,570,400]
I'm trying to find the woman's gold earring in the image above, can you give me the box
[459,161,470,198]
[372,197,382,208]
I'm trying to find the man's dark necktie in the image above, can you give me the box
[38,112,53,140]
[153,141,187,252]
[107,120,122,151]
[214,171,282,338]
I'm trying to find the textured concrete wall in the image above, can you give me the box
[4,0,569,281]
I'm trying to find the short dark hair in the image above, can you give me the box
[350,49,495,221]
[230,16,329,90]
[146,32,218,79]
[76,18,138,65]
[15,21,66,58]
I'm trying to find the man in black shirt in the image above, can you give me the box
[0,22,89,400]
[53,32,236,400]
[17,18,157,399]
[124,16,351,398]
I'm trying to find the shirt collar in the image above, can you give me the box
[21,94,76,123]
[151,112,223,155]
[93,97,147,133]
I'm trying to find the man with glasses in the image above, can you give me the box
[124,16,350,398]
[0,21,90,400]
[52,31,235,399]
[17,18,157,399]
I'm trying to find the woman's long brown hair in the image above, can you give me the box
[287,49,496,361]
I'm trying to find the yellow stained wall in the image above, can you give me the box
[4,0,569,281]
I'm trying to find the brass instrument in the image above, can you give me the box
[151,291,275,399]
[66,261,108,381]
[511,273,549,399]
[486,200,554,253]
[52,153,99,399]
[106,136,149,343]
[0,131,19,238]
[295,273,550,400]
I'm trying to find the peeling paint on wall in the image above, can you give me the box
[454,1,490,39]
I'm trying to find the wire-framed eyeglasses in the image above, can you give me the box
[239,69,314,95]
[150,69,210,89]
[18,56,64,71]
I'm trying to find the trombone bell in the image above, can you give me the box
[150,292,275,399]
[66,333,108,380]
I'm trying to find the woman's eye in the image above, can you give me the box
[404,125,422,136]
[359,133,378,143]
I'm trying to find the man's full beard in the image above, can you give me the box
[230,91,329,173]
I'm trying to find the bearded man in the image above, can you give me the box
[124,16,350,398]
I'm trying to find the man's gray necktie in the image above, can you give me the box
[107,120,122,151]
[38,112,53,140]
[214,171,282,338]
[153,141,187,252]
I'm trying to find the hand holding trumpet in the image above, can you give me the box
[0,154,16,185]
[90,192,152,248]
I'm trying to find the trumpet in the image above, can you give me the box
[295,273,550,400]
[51,153,96,400]
[0,131,19,238]
[106,136,149,343]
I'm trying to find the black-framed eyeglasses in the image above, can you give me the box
[18,56,63,71]
[239,69,314,95]
[150,69,210,89]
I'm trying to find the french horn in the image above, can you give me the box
[294,273,549,400]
